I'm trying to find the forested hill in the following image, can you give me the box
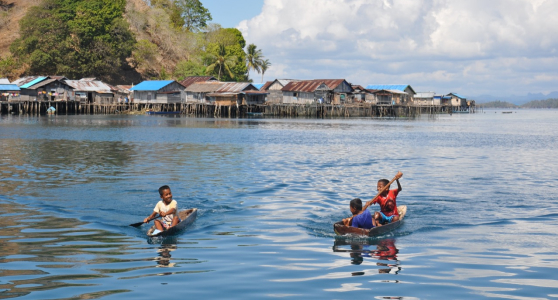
[0,0,269,85]
[478,99,558,109]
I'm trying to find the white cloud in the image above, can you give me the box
[238,0,558,96]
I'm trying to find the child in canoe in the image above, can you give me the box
[144,185,180,232]
[343,198,375,229]
[369,174,402,226]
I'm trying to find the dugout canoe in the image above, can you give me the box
[147,208,197,237]
[333,205,407,237]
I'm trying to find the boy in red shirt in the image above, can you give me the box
[371,176,402,226]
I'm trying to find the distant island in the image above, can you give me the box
[478,99,558,109]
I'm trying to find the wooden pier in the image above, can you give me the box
[0,100,466,118]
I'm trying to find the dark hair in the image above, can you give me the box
[350,198,362,211]
[378,179,389,186]
[158,185,170,195]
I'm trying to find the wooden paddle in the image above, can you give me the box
[129,215,160,227]
[342,171,403,226]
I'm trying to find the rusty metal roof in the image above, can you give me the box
[215,82,254,93]
[179,76,217,88]
[65,80,112,92]
[282,79,348,92]
[185,82,226,93]
[260,81,273,91]
[244,90,269,95]
[11,76,42,86]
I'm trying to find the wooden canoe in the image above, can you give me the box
[147,208,197,237]
[333,205,407,237]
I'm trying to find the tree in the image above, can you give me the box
[174,0,212,32]
[0,55,16,79]
[246,43,262,79]
[260,59,271,82]
[10,0,134,81]
[174,60,206,80]
[205,44,236,81]
[204,27,248,81]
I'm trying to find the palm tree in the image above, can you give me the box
[260,59,271,82]
[206,44,236,80]
[246,43,263,80]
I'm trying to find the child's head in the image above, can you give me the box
[377,179,390,194]
[350,198,363,214]
[158,185,172,204]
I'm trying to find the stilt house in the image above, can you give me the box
[129,80,186,104]
[261,79,299,103]
[207,83,265,106]
[64,79,113,103]
[366,84,416,105]
[414,92,436,106]
[281,79,353,104]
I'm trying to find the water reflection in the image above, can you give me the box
[333,238,400,274]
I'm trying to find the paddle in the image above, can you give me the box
[342,171,403,226]
[129,215,160,227]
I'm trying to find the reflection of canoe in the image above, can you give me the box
[333,205,407,237]
[147,208,197,237]
[146,111,181,115]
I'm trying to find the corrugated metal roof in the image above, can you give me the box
[252,83,265,90]
[20,76,47,88]
[27,78,59,90]
[415,92,435,98]
[371,89,408,95]
[0,78,10,84]
[179,76,217,88]
[0,84,20,91]
[116,85,132,91]
[260,81,274,91]
[65,80,112,92]
[11,76,40,86]
[283,79,347,92]
[448,93,466,99]
[129,80,174,91]
[366,84,415,94]
[185,82,226,93]
[48,76,68,81]
[215,82,253,93]
[244,90,269,95]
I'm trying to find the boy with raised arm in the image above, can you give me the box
[369,175,402,226]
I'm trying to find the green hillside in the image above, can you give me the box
[0,0,270,84]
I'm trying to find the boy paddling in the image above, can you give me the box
[342,172,403,227]
[144,185,180,232]
[366,173,402,227]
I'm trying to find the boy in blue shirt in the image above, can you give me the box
[348,198,374,229]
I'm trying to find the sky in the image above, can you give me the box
[203,0,558,98]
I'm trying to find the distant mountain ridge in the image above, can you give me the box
[472,91,558,105]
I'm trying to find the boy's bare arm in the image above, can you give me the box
[396,179,402,192]
[144,211,158,223]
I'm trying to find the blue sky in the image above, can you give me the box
[202,0,558,98]
[200,0,263,28]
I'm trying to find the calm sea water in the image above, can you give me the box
[1,110,557,299]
